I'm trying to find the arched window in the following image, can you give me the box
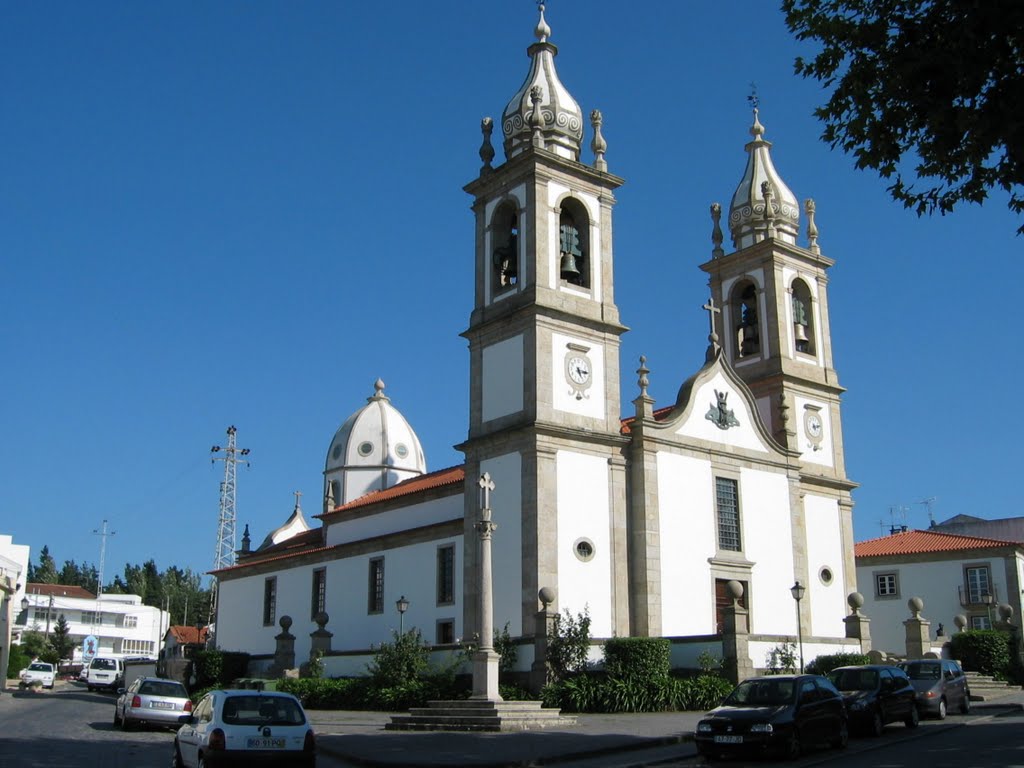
[558,199,590,289]
[791,279,815,355]
[731,281,760,358]
[491,203,519,292]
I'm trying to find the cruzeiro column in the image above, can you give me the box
[471,472,502,701]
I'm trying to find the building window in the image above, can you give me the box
[368,558,385,614]
[122,639,154,655]
[263,577,277,626]
[971,615,992,630]
[81,611,101,625]
[875,573,899,598]
[436,546,454,606]
[574,538,596,562]
[311,568,326,620]
[436,619,455,645]
[715,477,741,552]
[122,615,138,629]
[965,566,991,604]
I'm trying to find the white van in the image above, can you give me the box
[86,656,124,691]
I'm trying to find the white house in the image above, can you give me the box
[212,5,860,678]
[855,529,1024,653]
[0,534,30,690]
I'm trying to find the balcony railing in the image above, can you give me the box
[958,585,1000,608]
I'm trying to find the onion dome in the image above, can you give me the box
[258,494,311,551]
[324,379,426,506]
[728,109,800,249]
[501,4,584,161]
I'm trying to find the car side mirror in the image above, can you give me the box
[117,688,126,695]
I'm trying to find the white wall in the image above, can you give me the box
[482,335,524,422]
[741,468,798,637]
[804,494,847,638]
[325,493,463,548]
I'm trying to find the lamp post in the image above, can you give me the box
[982,591,994,627]
[396,595,409,635]
[790,581,806,674]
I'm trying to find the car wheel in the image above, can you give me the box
[831,719,849,750]
[783,728,802,760]
[869,710,884,737]
[905,704,920,729]
[172,741,185,768]
[960,695,971,715]
[936,698,947,719]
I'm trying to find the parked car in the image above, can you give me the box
[827,665,919,735]
[115,677,192,730]
[173,690,316,768]
[897,659,971,719]
[19,661,56,689]
[86,656,124,692]
[695,674,848,760]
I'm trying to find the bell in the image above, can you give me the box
[560,251,580,279]
[794,323,809,343]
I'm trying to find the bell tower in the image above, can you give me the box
[458,5,630,642]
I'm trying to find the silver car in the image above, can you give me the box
[897,659,971,719]
[115,677,192,729]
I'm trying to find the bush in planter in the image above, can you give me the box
[602,637,670,682]
[806,652,871,676]
[950,630,1013,679]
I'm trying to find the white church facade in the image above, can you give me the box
[213,6,860,677]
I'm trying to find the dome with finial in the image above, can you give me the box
[258,492,312,551]
[501,4,584,161]
[324,379,426,506]
[728,109,800,250]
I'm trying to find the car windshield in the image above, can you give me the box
[828,668,878,691]
[724,679,795,706]
[28,663,51,672]
[221,696,305,726]
[900,662,941,680]
[91,659,117,670]
[139,681,187,697]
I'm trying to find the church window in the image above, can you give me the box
[714,578,748,634]
[263,577,277,626]
[368,557,385,614]
[396,443,409,459]
[311,568,326,620]
[436,619,455,645]
[875,572,899,598]
[436,545,455,606]
[358,442,374,457]
[818,566,834,586]
[732,281,760,358]
[491,203,519,292]
[791,279,816,355]
[573,538,595,562]
[715,477,742,552]
[558,201,590,289]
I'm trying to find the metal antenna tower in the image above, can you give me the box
[211,425,251,571]
[92,519,116,599]
[918,497,938,527]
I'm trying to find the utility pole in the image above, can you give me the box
[92,519,115,634]
[209,426,250,631]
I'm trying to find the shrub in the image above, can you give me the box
[191,650,250,690]
[806,653,871,676]
[950,630,1013,679]
[493,622,518,674]
[7,645,31,678]
[764,641,798,674]
[602,637,670,683]
[667,675,734,711]
[547,607,592,681]
[368,630,430,688]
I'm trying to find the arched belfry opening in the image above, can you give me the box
[791,278,815,355]
[731,280,760,359]
[491,202,519,293]
[558,199,590,289]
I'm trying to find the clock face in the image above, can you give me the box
[804,411,823,440]
[567,355,591,385]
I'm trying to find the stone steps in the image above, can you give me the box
[964,671,1023,701]
[387,699,576,732]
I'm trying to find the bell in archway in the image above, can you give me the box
[794,322,809,343]
[560,251,580,280]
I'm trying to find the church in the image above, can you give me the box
[213,5,860,678]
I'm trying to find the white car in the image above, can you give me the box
[173,690,316,767]
[19,661,56,689]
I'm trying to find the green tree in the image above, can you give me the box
[20,629,47,659]
[547,607,592,681]
[48,614,75,662]
[782,0,1024,233]
[27,545,58,584]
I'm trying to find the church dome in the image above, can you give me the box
[324,379,426,506]
[501,4,584,161]
[728,109,800,249]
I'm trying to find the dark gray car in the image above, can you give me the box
[897,659,971,719]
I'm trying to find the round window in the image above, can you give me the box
[331,444,342,461]
[396,443,409,459]
[573,538,595,562]
[819,566,834,586]
[358,441,374,457]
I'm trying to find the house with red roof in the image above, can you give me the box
[855,529,1024,653]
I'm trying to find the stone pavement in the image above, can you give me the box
[305,709,701,767]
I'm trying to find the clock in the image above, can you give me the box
[803,409,824,447]
[564,349,593,399]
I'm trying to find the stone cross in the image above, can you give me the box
[703,297,721,349]
[471,472,502,700]
[293,490,302,506]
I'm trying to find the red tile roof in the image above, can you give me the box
[167,625,208,644]
[855,529,1018,558]
[619,406,675,435]
[316,465,465,520]
[26,583,96,599]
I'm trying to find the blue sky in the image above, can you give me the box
[4,1,1021,584]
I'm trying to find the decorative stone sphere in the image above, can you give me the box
[279,615,293,631]
[847,592,865,611]
[538,587,555,608]
[999,603,1014,621]
[314,612,329,629]
[725,580,744,601]
[908,597,924,616]
[954,614,967,630]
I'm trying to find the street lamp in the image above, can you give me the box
[981,591,994,627]
[790,581,806,674]
[396,595,410,635]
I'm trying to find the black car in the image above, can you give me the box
[827,665,919,735]
[695,674,848,760]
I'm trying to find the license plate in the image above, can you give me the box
[714,735,743,744]
[150,702,173,710]
[246,737,285,749]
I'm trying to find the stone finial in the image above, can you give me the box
[761,181,775,239]
[314,612,330,631]
[529,86,545,148]
[479,117,495,174]
[725,580,744,604]
[954,614,967,631]
[710,203,724,258]
[908,597,924,619]
[279,615,293,632]
[847,591,865,616]
[590,110,607,172]
[637,355,649,398]
[240,524,251,554]
[632,355,654,421]
[538,587,555,609]
[805,198,820,253]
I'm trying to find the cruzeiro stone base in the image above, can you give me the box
[386,699,576,732]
